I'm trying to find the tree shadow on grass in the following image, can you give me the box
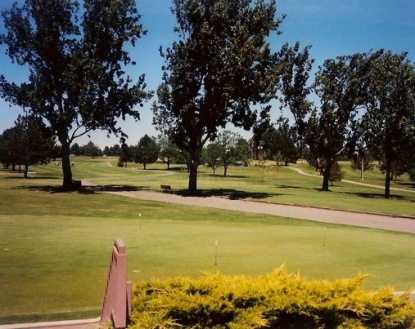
[396,181,415,189]
[343,191,405,200]
[80,185,148,194]
[176,188,283,200]
[3,174,58,180]
[277,184,303,190]
[19,184,148,194]
[206,174,248,179]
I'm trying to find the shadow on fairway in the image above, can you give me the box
[205,174,249,179]
[4,174,58,180]
[80,185,148,194]
[176,188,283,200]
[20,184,148,194]
[397,181,415,189]
[344,191,405,200]
[277,184,303,189]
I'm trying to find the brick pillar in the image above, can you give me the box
[101,239,132,329]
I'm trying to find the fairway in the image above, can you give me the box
[1,158,415,323]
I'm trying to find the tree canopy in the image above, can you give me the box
[361,50,415,198]
[304,53,372,191]
[0,0,151,189]
[152,0,302,194]
[133,134,159,169]
[0,114,55,175]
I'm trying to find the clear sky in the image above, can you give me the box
[0,0,414,148]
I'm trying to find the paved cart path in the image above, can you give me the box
[108,189,415,234]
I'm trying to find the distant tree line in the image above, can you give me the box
[0,114,57,177]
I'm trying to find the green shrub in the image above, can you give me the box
[129,267,415,329]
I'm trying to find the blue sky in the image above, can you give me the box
[0,0,414,148]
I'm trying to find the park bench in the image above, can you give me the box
[160,184,172,193]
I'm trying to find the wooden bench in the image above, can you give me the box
[160,184,172,193]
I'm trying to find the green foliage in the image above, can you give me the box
[130,268,415,328]
[133,134,160,169]
[329,161,344,185]
[79,141,102,158]
[260,117,299,166]
[203,143,222,175]
[0,0,151,189]
[307,53,372,191]
[152,0,293,193]
[156,134,181,169]
[361,50,415,198]
[0,114,55,173]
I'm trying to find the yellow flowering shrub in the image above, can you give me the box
[129,267,415,328]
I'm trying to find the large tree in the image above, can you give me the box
[0,0,151,190]
[361,50,415,198]
[152,0,295,194]
[306,53,371,191]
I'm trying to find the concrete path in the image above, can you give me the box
[109,190,415,234]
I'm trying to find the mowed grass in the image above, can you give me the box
[1,157,415,323]
[72,156,415,216]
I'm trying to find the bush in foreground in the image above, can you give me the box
[130,267,415,328]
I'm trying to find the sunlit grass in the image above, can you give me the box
[1,158,415,323]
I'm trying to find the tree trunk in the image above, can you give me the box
[23,163,29,178]
[188,148,201,195]
[360,157,363,179]
[384,163,391,199]
[223,165,228,177]
[321,159,333,191]
[24,162,28,178]
[61,141,73,190]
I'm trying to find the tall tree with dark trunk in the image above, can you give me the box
[152,0,298,195]
[0,0,151,190]
[361,50,415,198]
[307,53,371,191]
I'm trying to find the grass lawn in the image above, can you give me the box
[1,157,415,323]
